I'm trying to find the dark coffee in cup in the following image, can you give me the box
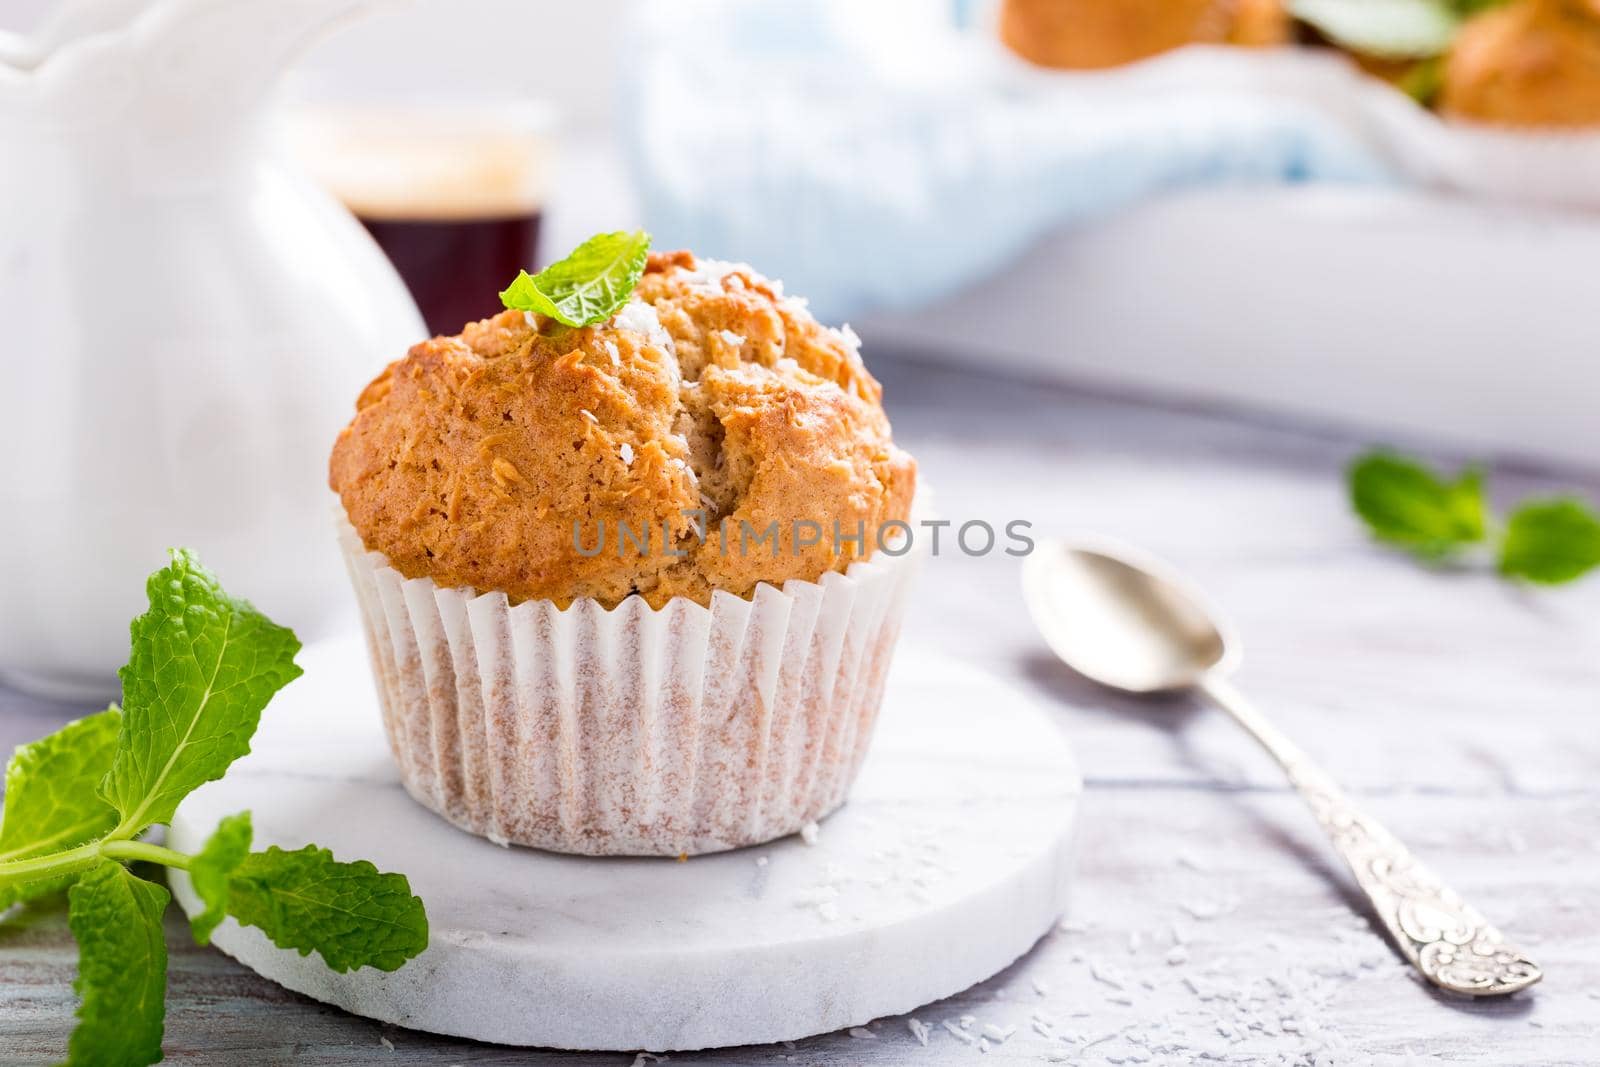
[361,212,541,336]
[289,104,554,336]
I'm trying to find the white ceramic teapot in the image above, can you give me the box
[0,0,426,698]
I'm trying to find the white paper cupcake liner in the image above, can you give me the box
[336,512,920,856]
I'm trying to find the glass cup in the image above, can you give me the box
[286,101,557,336]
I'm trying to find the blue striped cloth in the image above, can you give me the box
[620,0,1391,322]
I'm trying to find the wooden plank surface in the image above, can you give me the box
[3,352,1597,1065]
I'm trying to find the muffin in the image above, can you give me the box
[1441,0,1600,125]
[999,0,1288,70]
[330,249,919,855]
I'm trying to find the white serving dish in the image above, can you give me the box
[170,635,1080,1051]
[865,181,1600,467]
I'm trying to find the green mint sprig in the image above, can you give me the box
[1348,449,1600,584]
[1498,498,1600,584]
[1348,451,1486,560]
[0,550,429,1066]
[0,710,122,907]
[500,229,652,327]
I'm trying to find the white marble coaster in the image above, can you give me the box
[169,634,1081,1052]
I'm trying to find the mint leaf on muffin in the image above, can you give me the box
[0,552,429,1066]
[1348,450,1486,560]
[500,229,652,326]
[1499,498,1600,584]
[1349,448,1600,585]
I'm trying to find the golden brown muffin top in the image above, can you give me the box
[1442,0,1600,126]
[330,251,917,608]
[998,0,1286,71]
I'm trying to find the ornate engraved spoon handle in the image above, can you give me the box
[1200,677,1542,997]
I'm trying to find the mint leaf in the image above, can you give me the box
[66,862,169,1067]
[102,549,302,834]
[1398,54,1446,105]
[188,811,252,945]
[499,230,651,327]
[0,551,430,1067]
[1290,0,1462,58]
[1499,498,1600,585]
[1447,0,1509,15]
[227,845,428,973]
[1348,451,1486,559]
[0,709,121,907]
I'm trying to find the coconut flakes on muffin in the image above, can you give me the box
[330,250,916,610]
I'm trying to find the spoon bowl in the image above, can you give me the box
[1022,538,1237,694]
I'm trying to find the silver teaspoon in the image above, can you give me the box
[1022,537,1542,997]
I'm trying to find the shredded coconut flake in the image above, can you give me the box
[942,1021,975,1045]
[669,457,698,485]
[799,821,820,846]
[908,1018,930,1046]
[792,886,838,907]
[848,1027,876,1040]
[674,258,747,293]
[619,442,635,466]
[613,301,672,349]
[1090,961,1128,990]
[1180,897,1238,921]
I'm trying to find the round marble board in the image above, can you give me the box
[168,633,1082,1052]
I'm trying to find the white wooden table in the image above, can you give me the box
[3,353,1598,1065]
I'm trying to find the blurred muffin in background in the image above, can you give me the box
[1442,0,1600,124]
[999,0,1288,70]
